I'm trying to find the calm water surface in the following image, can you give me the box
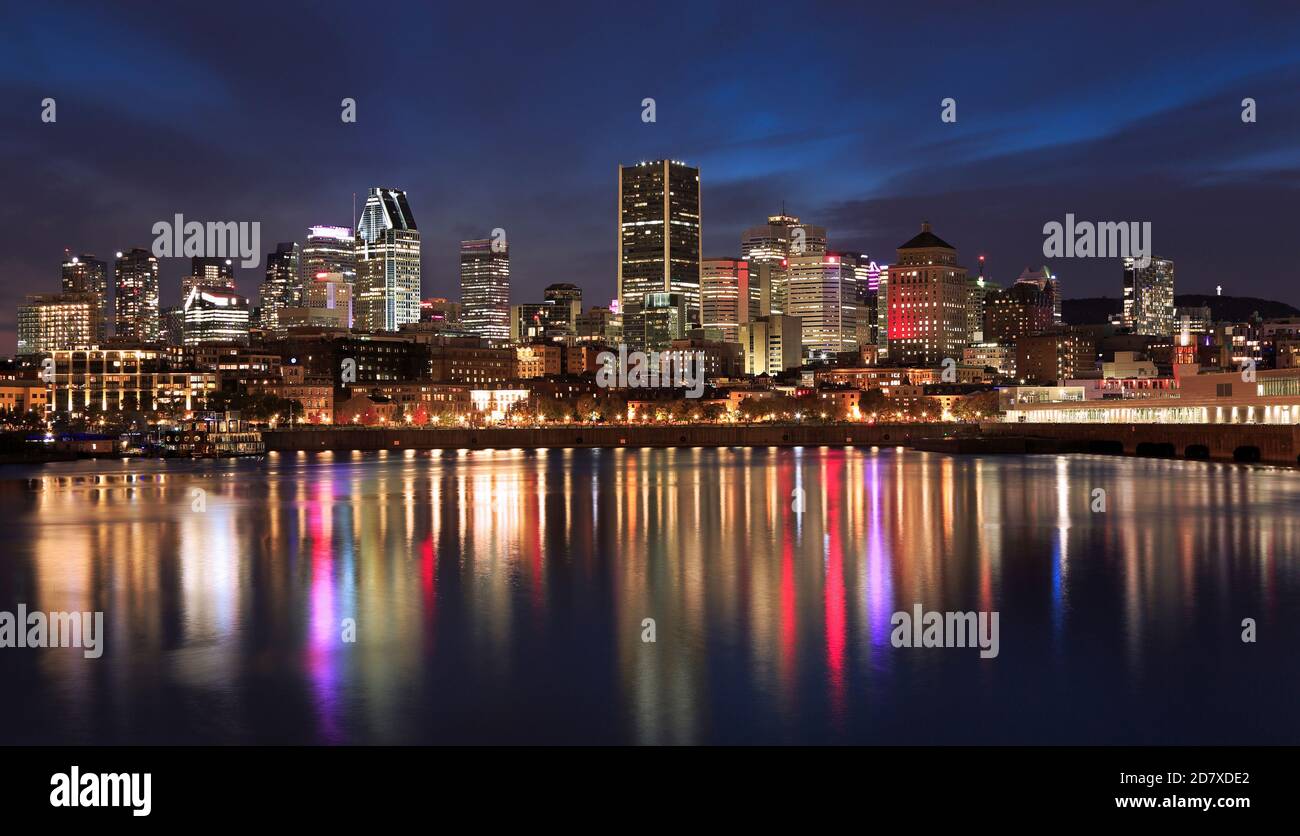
[0,447,1296,744]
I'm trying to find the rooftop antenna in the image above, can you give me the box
[352,193,357,232]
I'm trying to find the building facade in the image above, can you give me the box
[787,253,857,358]
[460,238,511,341]
[1122,256,1175,337]
[114,248,161,343]
[885,223,968,366]
[17,293,103,355]
[261,242,301,334]
[617,160,701,351]
[356,187,421,332]
[700,257,758,343]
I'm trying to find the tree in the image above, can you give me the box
[859,388,888,420]
[738,398,769,422]
[953,390,1001,422]
[699,402,728,423]
[597,396,627,423]
[537,397,572,423]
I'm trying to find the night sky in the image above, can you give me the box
[3,0,1300,351]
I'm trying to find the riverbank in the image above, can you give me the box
[262,422,968,452]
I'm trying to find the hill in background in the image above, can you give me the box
[1062,295,1300,325]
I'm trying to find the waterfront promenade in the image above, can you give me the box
[261,422,965,452]
[262,421,1300,466]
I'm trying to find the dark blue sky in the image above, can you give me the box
[4,0,1300,351]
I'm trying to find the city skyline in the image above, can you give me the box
[6,2,1300,353]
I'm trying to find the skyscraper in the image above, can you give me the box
[617,160,701,351]
[356,187,421,332]
[460,238,510,340]
[61,254,108,341]
[261,242,300,334]
[885,222,969,366]
[17,293,103,355]
[183,286,250,345]
[839,251,882,349]
[741,212,825,315]
[302,226,357,295]
[114,248,161,342]
[701,257,759,343]
[1123,256,1175,337]
[786,253,858,358]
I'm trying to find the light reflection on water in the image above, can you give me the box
[0,447,1296,744]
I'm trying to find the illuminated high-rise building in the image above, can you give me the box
[885,222,968,366]
[61,253,108,341]
[301,226,356,296]
[741,212,825,314]
[183,286,251,345]
[1123,256,1175,337]
[17,293,103,355]
[786,253,858,358]
[460,238,511,340]
[356,187,421,332]
[260,242,300,334]
[617,160,701,351]
[701,258,759,343]
[113,247,161,342]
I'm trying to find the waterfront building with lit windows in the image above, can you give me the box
[617,160,701,350]
[183,287,251,346]
[460,238,511,340]
[49,347,217,417]
[1000,365,1300,424]
[886,222,968,366]
[470,389,529,421]
[1122,256,1175,336]
[356,187,421,332]
[114,248,161,342]
[17,293,104,356]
